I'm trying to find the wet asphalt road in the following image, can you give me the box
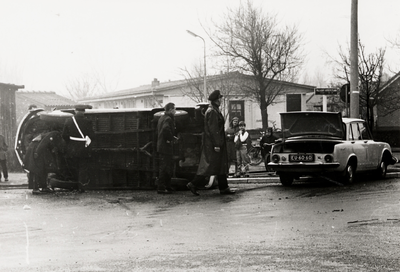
[1,172,400,271]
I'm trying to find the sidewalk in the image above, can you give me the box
[0,172,28,188]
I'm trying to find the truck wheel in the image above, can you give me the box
[279,174,294,186]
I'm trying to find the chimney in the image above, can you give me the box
[151,78,160,87]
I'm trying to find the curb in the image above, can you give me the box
[0,184,28,189]
[228,176,280,184]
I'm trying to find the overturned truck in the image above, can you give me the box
[15,104,209,190]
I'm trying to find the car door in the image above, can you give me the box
[349,122,369,171]
[359,121,380,169]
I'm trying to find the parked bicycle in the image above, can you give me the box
[248,130,275,172]
[248,143,263,166]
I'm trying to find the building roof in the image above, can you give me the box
[0,82,24,90]
[80,72,316,103]
[16,91,76,107]
[379,71,400,93]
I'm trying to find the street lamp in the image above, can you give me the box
[186,30,207,102]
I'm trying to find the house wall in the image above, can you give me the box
[0,84,24,171]
[377,76,400,129]
[239,91,312,131]
[374,76,400,147]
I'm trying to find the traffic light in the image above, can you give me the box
[340,83,350,103]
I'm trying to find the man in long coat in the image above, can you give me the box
[156,102,177,194]
[62,104,95,192]
[187,90,236,196]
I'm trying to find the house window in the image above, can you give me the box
[286,94,301,112]
[313,105,323,111]
[229,101,244,121]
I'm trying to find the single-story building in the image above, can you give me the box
[375,71,400,147]
[80,72,317,130]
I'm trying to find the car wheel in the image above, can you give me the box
[343,163,355,184]
[376,160,387,179]
[279,174,294,186]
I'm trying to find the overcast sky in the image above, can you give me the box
[0,0,399,98]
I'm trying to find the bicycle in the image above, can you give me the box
[248,144,263,166]
[248,140,275,172]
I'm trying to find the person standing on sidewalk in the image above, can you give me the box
[225,116,239,176]
[156,102,177,194]
[187,90,236,196]
[0,135,8,182]
[234,121,252,177]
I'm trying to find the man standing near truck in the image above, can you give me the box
[186,90,236,196]
[156,102,177,194]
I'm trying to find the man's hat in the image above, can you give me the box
[232,117,239,121]
[75,104,92,111]
[208,90,223,101]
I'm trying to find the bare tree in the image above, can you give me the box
[65,73,99,101]
[180,63,245,120]
[180,63,207,104]
[332,40,397,131]
[65,70,119,101]
[206,0,304,129]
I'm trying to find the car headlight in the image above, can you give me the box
[271,154,280,163]
[324,154,333,163]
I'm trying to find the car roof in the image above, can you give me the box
[342,117,365,124]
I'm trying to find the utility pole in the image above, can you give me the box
[350,0,359,118]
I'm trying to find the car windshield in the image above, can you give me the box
[281,112,344,139]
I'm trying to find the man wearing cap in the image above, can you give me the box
[156,102,178,194]
[62,104,95,192]
[187,90,236,196]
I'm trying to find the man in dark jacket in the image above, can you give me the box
[24,131,65,194]
[62,104,95,192]
[156,102,177,194]
[187,90,236,196]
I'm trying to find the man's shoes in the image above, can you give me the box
[32,189,52,195]
[220,187,236,195]
[4,178,8,182]
[157,189,172,194]
[186,182,199,196]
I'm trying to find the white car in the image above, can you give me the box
[268,112,398,186]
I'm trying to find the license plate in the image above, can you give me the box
[289,154,314,162]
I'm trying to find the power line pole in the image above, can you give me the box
[350,0,359,118]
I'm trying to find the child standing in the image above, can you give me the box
[234,121,252,177]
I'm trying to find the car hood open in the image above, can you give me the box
[280,111,344,140]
